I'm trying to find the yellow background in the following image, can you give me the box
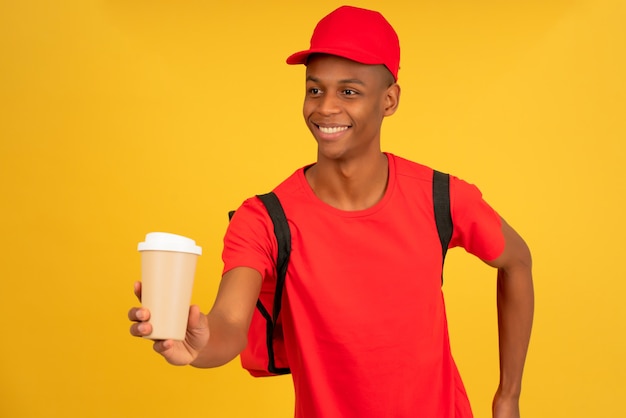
[1,0,624,417]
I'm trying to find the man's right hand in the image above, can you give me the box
[128,281,210,366]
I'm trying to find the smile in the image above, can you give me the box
[317,125,349,134]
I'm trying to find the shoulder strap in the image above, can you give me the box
[433,170,453,278]
[256,192,291,323]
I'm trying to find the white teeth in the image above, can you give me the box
[319,126,348,134]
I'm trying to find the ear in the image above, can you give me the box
[383,83,401,117]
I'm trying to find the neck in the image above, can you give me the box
[306,152,389,211]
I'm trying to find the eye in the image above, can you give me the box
[308,87,321,95]
[342,89,358,96]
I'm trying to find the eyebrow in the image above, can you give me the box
[306,75,366,86]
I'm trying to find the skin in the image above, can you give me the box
[128,54,534,418]
[485,218,534,418]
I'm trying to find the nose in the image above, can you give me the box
[317,94,340,116]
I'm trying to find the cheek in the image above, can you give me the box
[302,99,313,118]
[302,102,315,129]
[353,103,382,124]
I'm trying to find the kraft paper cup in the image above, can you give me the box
[137,232,202,340]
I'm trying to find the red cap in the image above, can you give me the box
[286,6,400,81]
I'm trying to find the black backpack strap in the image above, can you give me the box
[256,192,291,324]
[256,192,291,374]
[433,170,453,280]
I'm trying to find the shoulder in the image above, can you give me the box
[389,153,433,184]
[273,166,310,198]
[227,165,310,242]
[446,175,505,260]
[387,153,489,201]
[227,197,273,245]
[230,165,308,219]
[449,175,485,204]
[447,175,501,225]
[223,196,277,278]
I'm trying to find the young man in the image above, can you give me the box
[129,6,534,418]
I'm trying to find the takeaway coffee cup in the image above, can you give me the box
[137,232,202,340]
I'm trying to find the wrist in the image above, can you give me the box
[492,390,521,418]
[495,383,521,401]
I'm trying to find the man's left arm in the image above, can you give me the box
[484,217,534,418]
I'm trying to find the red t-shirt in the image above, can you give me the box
[223,154,504,418]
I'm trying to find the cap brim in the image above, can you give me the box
[286,48,384,66]
[286,50,311,65]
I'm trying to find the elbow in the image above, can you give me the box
[513,239,532,272]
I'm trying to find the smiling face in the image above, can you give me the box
[303,54,400,163]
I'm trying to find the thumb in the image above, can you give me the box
[187,305,207,330]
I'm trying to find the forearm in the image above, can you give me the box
[496,264,534,398]
[190,267,262,368]
[190,311,248,368]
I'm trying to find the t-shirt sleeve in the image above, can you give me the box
[448,176,505,262]
[222,197,277,279]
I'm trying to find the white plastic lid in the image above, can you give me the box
[137,232,202,255]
